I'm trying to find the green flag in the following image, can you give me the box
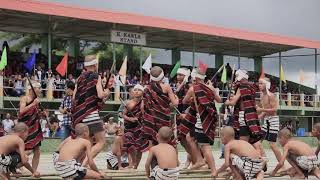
[221,65,227,83]
[0,47,7,70]
[170,60,181,78]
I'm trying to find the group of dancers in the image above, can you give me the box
[1,54,320,180]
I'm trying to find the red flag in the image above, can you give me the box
[56,53,68,77]
[260,65,265,79]
[198,60,208,74]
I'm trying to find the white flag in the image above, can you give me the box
[118,56,127,85]
[142,53,152,74]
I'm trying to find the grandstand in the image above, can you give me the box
[0,0,320,135]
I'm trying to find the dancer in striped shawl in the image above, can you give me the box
[217,127,264,180]
[257,77,282,164]
[175,67,203,169]
[18,81,45,171]
[143,66,179,145]
[72,55,112,165]
[225,69,264,154]
[272,128,320,179]
[54,123,103,179]
[180,67,222,176]
[123,84,149,169]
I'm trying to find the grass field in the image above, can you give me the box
[40,136,319,153]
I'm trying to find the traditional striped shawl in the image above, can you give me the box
[18,102,43,150]
[235,82,261,134]
[179,83,217,141]
[143,82,171,143]
[123,100,149,153]
[72,71,102,128]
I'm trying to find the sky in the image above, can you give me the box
[39,0,320,88]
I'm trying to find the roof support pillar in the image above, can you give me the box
[192,33,195,68]
[279,52,282,109]
[215,53,223,68]
[254,56,262,74]
[68,38,79,58]
[171,48,181,65]
[123,45,133,61]
[41,32,52,69]
[315,49,318,93]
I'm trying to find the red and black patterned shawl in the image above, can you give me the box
[179,83,217,141]
[72,71,102,128]
[234,81,261,135]
[18,102,43,150]
[123,100,149,153]
[176,84,189,113]
[142,82,171,143]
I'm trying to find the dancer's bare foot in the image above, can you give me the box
[183,159,191,169]
[211,170,218,177]
[189,160,206,170]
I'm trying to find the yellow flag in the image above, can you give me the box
[299,69,305,84]
[118,56,127,85]
[280,64,286,83]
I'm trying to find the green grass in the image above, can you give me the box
[40,136,320,153]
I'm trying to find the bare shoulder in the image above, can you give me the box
[114,135,123,142]
[126,100,134,109]
[20,96,27,102]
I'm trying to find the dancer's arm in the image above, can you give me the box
[145,148,154,179]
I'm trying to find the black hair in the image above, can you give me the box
[66,81,75,91]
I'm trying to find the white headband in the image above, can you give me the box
[133,84,144,91]
[191,68,206,80]
[84,59,98,67]
[235,69,248,81]
[259,78,271,96]
[27,82,41,90]
[177,68,190,77]
[150,71,164,82]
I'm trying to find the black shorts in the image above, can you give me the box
[194,129,214,145]
[74,169,87,180]
[262,131,277,143]
[85,121,105,137]
[239,126,250,137]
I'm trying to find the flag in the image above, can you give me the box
[118,56,127,84]
[280,64,286,83]
[55,53,68,77]
[24,52,36,73]
[260,65,265,79]
[221,65,227,83]
[198,60,208,73]
[0,47,7,70]
[170,60,181,78]
[299,69,305,84]
[142,53,152,74]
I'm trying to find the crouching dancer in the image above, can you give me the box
[217,126,264,180]
[272,128,320,179]
[0,123,40,180]
[145,127,179,180]
[53,123,104,180]
[105,126,129,170]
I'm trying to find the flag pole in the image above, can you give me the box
[140,45,142,82]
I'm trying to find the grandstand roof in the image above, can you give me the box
[0,0,320,57]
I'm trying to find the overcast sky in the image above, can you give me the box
[40,0,320,87]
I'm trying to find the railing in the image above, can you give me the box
[1,80,320,108]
